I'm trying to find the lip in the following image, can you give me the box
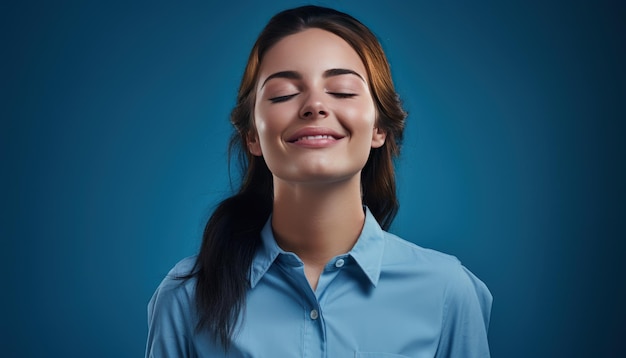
[286,127,346,147]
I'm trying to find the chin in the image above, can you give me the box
[277,167,362,185]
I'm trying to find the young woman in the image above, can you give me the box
[146,5,492,357]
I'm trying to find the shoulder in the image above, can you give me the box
[148,256,198,322]
[166,255,198,279]
[146,256,200,356]
[152,255,197,295]
[381,232,492,335]
[381,232,461,273]
[381,232,492,305]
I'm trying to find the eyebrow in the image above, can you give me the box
[323,68,365,82]
[261,68,365,88]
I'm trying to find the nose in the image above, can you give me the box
[299,94,328,119]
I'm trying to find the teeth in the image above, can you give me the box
[297,135,332,141]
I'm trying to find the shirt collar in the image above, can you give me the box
[249,207,385,288]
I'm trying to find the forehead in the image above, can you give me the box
[258,28,367,81]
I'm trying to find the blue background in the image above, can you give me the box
[3,0,624,357]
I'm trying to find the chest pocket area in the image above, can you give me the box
[355,353,411,358]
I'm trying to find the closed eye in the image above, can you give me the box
[328,92,357,99]
[269,93,298,103]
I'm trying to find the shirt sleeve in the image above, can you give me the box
[145,276,196,358]
[435,265,493,358]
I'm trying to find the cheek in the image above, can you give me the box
[341,100,377,132]
[254,102,272,132]
[254,104,290,143]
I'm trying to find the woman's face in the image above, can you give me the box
[250,28,386,185]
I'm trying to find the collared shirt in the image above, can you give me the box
[146,208,492,357]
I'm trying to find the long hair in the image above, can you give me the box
[191,5,407,349]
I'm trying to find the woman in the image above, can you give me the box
[146,5,492,357]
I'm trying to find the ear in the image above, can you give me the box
[371,127,387,148]
[247,132,263,156]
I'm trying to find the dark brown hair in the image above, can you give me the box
[191,5,407,349]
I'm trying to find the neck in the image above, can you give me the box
[271,175,365,275]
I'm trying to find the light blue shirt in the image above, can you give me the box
[146,208,492,357]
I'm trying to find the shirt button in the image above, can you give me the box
[310,309,319,320]
[335,258,345,268]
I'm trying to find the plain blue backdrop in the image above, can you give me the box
[2,0,624,357]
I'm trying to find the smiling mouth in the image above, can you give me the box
[289,134,339,143]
